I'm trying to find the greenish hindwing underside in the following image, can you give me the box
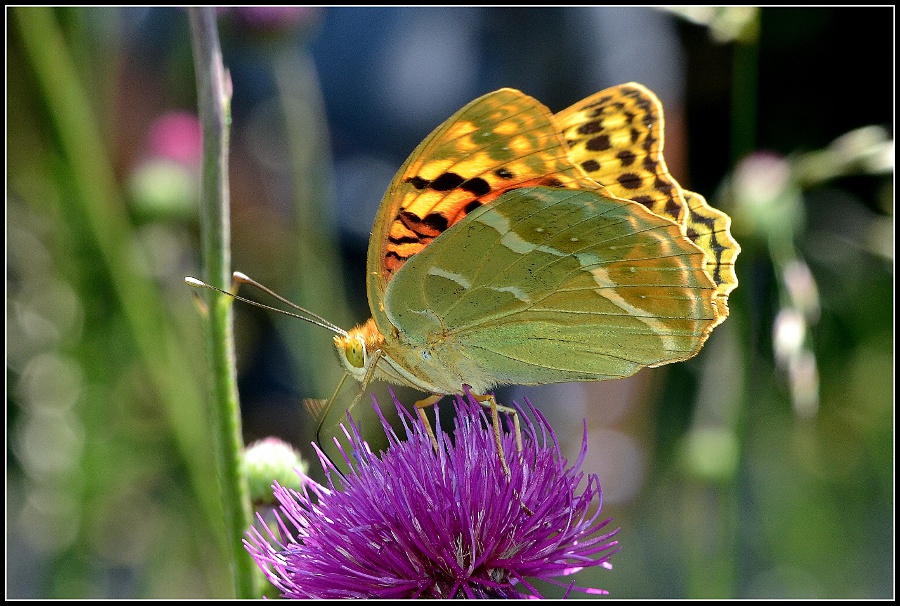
[384,186,719,385]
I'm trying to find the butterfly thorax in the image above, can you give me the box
[336,317,499,395]
[335,318,439,392]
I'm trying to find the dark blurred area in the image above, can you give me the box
[8,7,893,598]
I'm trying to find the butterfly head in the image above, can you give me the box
[333,318,384,383]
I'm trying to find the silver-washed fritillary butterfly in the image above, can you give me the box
[330,83,739,407]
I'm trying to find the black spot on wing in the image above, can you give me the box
[463,200,483,214]
[577,120,603,135]
[461,177,490,196]
[617,173,642,190]
[422,212,449,232]
[407,176,429,190]
[430,172,465,191]
[617,150,636,167]
[586,134,611,152]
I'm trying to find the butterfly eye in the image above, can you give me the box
[345,336,366,369]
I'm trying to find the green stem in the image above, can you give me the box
[188,8,258,598]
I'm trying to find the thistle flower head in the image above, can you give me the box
[245,390,619,598]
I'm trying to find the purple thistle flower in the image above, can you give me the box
[244,390,619,598]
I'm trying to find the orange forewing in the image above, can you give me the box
[371,89,599,280]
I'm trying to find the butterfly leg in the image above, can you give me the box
[470,393,527,480]
[415,392,514,478]
[471,393,523,453]
[415,392,525,484]
[413,394,443,452]
[471,393,535,515]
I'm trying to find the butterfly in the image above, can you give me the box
[325,83,739,415]
[196,83,739,463]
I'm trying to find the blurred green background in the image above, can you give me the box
[7,7,893,599]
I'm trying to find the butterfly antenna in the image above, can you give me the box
[232,272,347,335]
[184,275,348,336]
